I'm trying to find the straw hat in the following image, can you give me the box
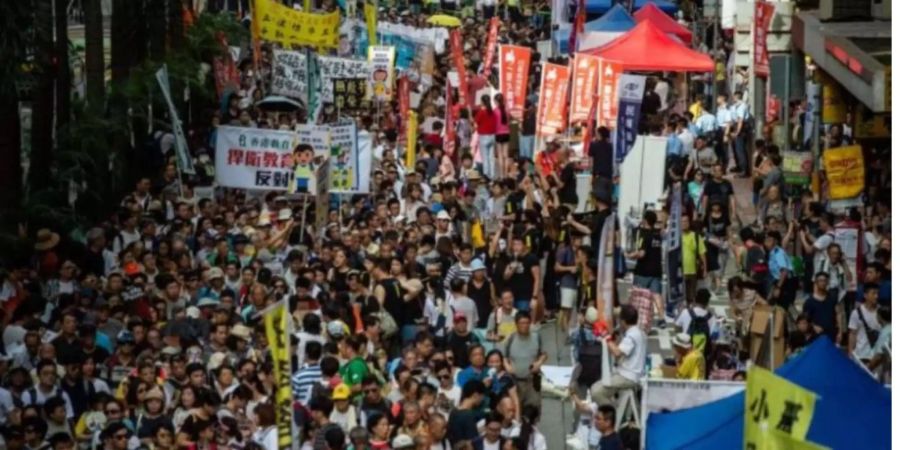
[34,229,60,251]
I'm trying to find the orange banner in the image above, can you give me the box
[598,59,623,129]
[536,62,571,138]
[498,45,532,122]
[450,29,469,109]
[482,17,500,78]
[570,53,601,124]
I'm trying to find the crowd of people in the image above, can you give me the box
[0,0,892,450]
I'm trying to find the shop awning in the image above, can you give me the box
[580,21,714,72]
[634,2,692,45]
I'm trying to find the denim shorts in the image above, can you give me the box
[633,275,662,294]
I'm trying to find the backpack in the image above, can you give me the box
[687,308,711,352]
[744,245,768,284]
[575,328,604,386]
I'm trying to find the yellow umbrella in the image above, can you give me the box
[427,14,462,27]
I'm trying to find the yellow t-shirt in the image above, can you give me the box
[715,62,726,81]
[681,232,706,276]
[689,101,703,120]
[677,349,706,380]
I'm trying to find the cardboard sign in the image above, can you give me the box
[271,50,308,100]
[332,78,371,113]
[318,56,370,102]
[498,45,532,121]
[215,126,295,190]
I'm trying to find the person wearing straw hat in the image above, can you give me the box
[671,332,706,381]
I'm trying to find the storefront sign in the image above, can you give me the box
[498,45,532,121]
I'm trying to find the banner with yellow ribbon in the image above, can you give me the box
[263,301,294,450]
[744,366,829,450]
[406,111,418,170]
[254,0,340,50]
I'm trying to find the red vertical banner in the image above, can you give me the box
[597,59,623,129]
[397,76,410,148]
[482,17,500,78]
[212,32,240,98]
[754,1,775,77]
[444,78,457,157]
[582,94,599,155]
[450,29,470,108]
[536,62,571,139]
[570,53,601,124]
[498,45,532,121]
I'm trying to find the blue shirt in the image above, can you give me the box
[666,133,684,157]
[767,246,792,281]
[291,364,322,406]
[456,365,488,387]
[715,107,733,128]
[731,101,749,122]
[695,112,717,134]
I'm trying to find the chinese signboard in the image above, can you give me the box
[318,56,370,102]
[744,366,823,450]
[332,78,371,113]
[215,126,295,190]
[598,59,623,129]
[753,1,775,77]
[254,0,340,50]
[614,74,646,163]
[498,45,532,121]
[666,184,684,310]
[482,17,500,78]
[450,29,469,108]
[536,62,571,138]
[271,50,308,100]
[823,145,865,199]
[570,53,601,124]
[295,124,331,159]
[329,123,360,193]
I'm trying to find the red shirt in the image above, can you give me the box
[474,107,497,135]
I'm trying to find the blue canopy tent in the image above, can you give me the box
[646,337,891,450]
[633,0,677,15]
[584,4,635,32]
[586,0,613,15]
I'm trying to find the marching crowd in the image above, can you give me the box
[0,0,892,450]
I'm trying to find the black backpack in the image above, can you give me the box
[687,308,711,352]
[575,328,604,386]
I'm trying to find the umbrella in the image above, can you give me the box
[255,95,303,112]
[427,14,462,27]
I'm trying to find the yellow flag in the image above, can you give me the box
[364,1,378,45]
[763,429,831,450]
[263,302,293,450]
[472,219,486,248]
[254,0,340,50]
[744,366,823,450]
[822,145,865,200]
[406,111,418,170]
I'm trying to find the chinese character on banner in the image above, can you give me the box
[613,74,646,163]
[597,59,623,129]
[498,45,532,121]
[482,17,500,78]
[444,78,457,157]
[570,53,601,124]
[743,366,827,450]
[754,1,775,77]
[536,62,571,139]
[450,29,469,108]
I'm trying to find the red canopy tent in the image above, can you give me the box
[579,21,714,72]
[634,2,693,45]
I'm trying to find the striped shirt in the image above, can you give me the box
[291,364,322,406]
[444,262,475,290]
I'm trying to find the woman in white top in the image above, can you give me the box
[515,405,548,450]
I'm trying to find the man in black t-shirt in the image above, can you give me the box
[588,127,613,182]
[629,210,663,290]
[503,235,541,314]
[557,149,579,208]
[700,163,736,221]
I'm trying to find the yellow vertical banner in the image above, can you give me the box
[364,1,378,45]
[254,0,340,50]
[822,145,865,199]
[406,111,418,170]
[263,302,293,450]
[304,0,311,12]
[744,366,825,450]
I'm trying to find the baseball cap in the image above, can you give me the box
[332,384,351,401]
